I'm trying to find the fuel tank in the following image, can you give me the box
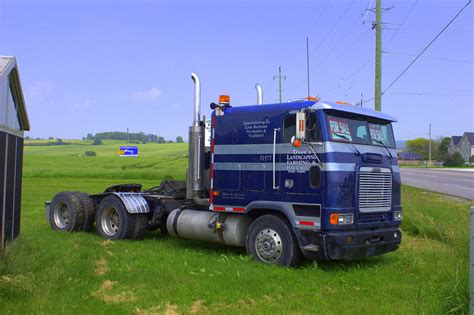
[166,209,251,247]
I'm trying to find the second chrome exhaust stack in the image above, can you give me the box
[191,73,201,125]
[255,83,263,105]
[188,72,209,206]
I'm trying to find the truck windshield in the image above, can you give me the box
[326,112,396,148]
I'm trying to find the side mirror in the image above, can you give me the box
[291,136,302,148]
[296,111,306,141]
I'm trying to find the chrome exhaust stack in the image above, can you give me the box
[188,73,209,206]
[191,73,201,125]
[255,83,263,105]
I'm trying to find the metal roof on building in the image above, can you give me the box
[0,56,29,131]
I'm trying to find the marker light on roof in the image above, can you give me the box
[219,95,230,105]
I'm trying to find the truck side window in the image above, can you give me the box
[307,113,321,142]
[284,113,321,143]
[283,115,296,143]
[309,166,321,189]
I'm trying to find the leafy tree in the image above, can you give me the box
[157,137,166,144]
[176,136,184,143]
[406,138,430,160]
[48,136,54,140]
[92,137,103,145]
[56,138,63,144]
[437,137,450,156]
[86,133,94,140]
[444,152,465,166]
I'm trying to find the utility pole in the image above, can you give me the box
[428,123,432,167]
[374,0,382,112]
[127,127,130,145]
[306,37,311,98]
[273,66,286,103]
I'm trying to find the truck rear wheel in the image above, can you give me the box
[246,215,301,266]
[77,193,95,232]
[48,192,85,232]
[95,195,147,240]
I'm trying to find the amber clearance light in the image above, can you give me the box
[219,95,230,105]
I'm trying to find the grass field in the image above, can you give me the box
[0,141,471,314]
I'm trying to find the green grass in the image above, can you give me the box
[0,143,471,314]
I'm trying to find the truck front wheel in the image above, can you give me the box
[246,215,301,266]
[95,195,147,240]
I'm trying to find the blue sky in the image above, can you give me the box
[0,0,472,140]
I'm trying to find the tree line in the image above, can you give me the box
[404,137,467,166]
[85,132,184,144]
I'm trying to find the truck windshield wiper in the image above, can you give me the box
[333,132,360,156]
[372,138,392,160]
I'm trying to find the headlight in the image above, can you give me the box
[330,213,354,225]
[394,211,402,221]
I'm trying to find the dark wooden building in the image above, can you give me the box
[0,56,29,250]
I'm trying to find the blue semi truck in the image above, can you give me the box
[46,73,402,266]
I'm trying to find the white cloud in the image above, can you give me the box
[131,87,162,100]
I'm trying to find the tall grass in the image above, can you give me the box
[0,143,470,314]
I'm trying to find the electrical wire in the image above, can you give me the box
[383,50,473,64]
[384,0,418,49]
[362,0,472,105]
[383,22,473,33]
[381,0,472,96]
[310,0,356,56]
[386,92,472,96]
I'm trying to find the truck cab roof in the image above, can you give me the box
[222,100,397,122]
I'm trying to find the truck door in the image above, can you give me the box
[279,112,323,197]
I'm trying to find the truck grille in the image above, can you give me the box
[358,167,392,212]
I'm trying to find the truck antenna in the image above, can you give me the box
[306,37,311,99]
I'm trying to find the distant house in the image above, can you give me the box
[448,132,474,162]
[447,136,462,155]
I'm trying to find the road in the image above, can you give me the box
[400,168,474,200]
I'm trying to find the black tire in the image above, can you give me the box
[48,192,85,232]
[95,195,147,240]
[132,214,148,240]
[76,193,95,232]
[246,214,302,267]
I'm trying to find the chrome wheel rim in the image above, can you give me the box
[53,201,69,228]
[101,206,120,236]
[255,228,283,263]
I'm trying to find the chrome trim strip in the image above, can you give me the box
[214,142,397,156]
[214,162,357,172]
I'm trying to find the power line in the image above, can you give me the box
[313,28,372,75]
[383,50,473,64]
[310,0,356,56]
[386,92,472,96]
[384,0,418,49]
[380,0,472,98]
[383,22,473,33]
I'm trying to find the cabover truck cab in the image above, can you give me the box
[46,73,401,266]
